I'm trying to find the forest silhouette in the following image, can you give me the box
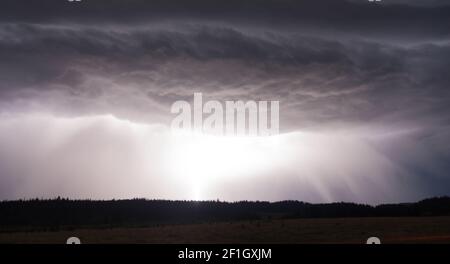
[1,197,450,232]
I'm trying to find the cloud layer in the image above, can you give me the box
[0,0,449,203]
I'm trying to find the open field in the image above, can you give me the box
[1,216,450,244]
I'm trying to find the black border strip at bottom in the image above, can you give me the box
[1,245,449,263]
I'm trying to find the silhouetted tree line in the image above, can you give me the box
[0,197,449,232]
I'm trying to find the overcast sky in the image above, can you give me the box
[0,0,449,204]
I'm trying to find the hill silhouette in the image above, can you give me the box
[1,197,450,232]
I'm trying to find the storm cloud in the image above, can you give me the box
[0,0,449,203]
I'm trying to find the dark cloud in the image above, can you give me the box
[372,0,450,7]
[1,0,449,39]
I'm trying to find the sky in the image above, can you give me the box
[0,0,449,204]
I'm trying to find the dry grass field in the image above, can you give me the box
[1,216,450,244]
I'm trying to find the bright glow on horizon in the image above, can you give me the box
[0,112,424,204]
[164,130,287,200]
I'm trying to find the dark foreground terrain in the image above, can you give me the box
[1,217,450,244]
[1,197,450,243]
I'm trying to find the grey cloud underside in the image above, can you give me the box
[1,23,449,129]
[0,0,450,201]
